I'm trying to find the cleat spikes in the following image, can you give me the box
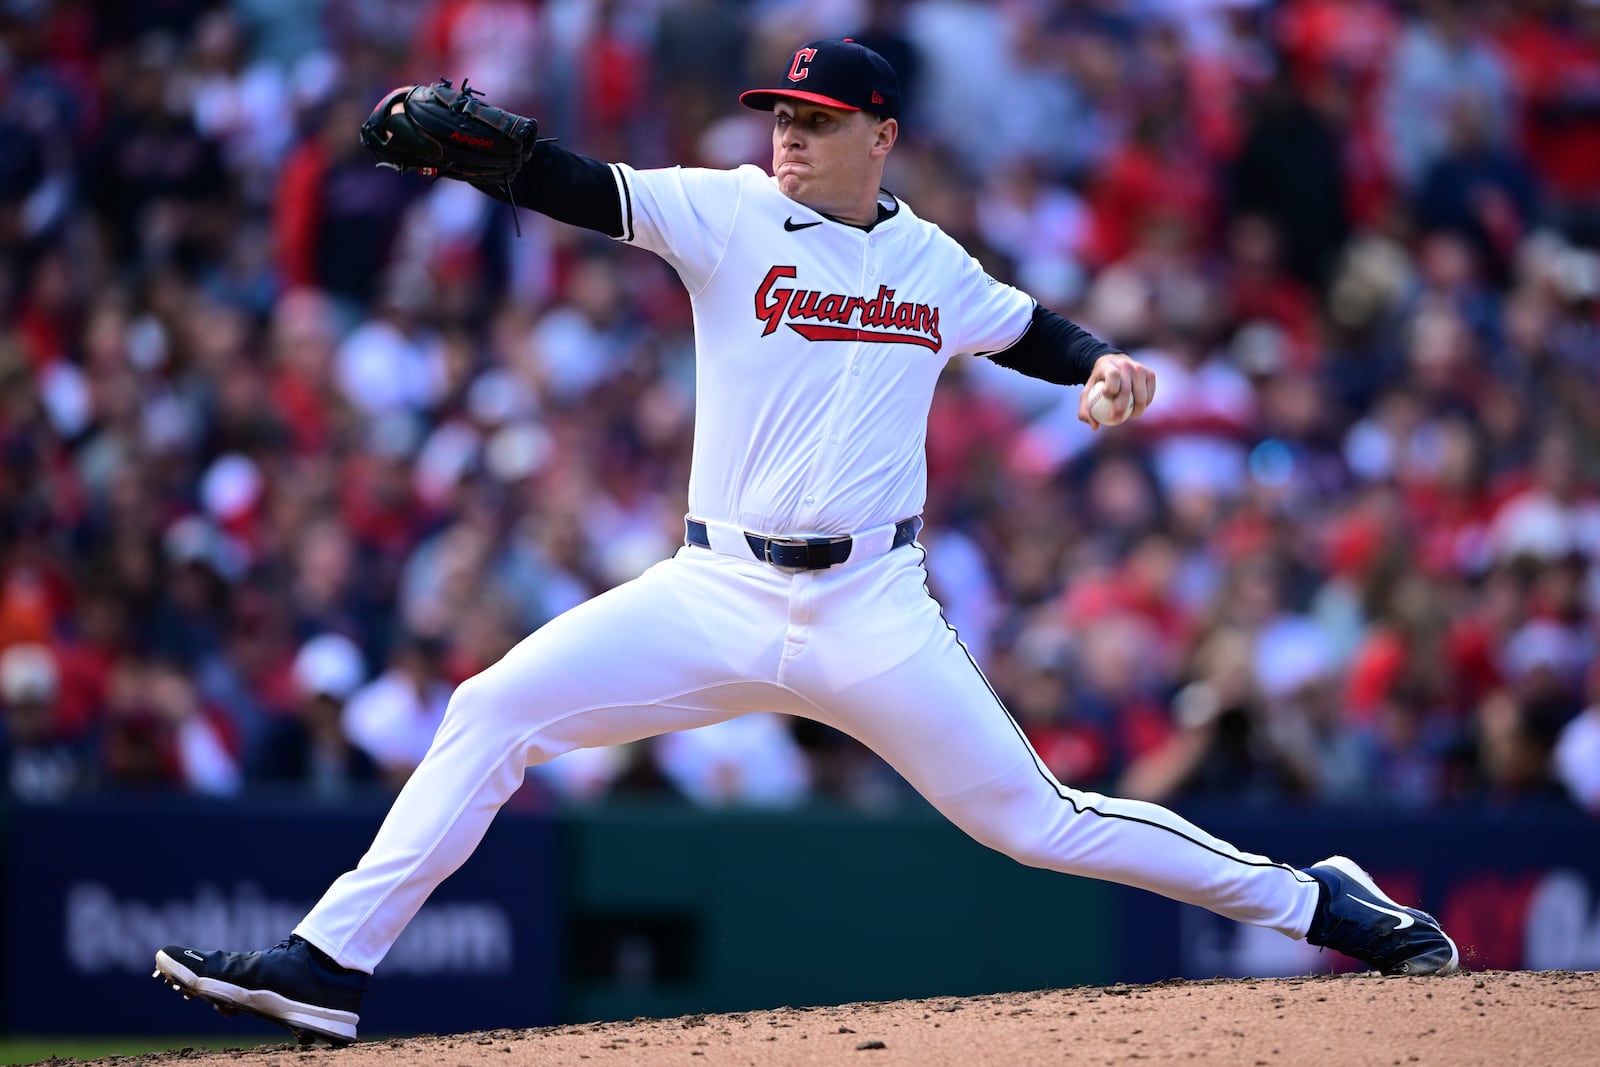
[153,969,162,979]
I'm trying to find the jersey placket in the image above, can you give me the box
[795,230,876,529]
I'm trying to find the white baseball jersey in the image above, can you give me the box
[609,162,1033,536]
[296,162,1324,977]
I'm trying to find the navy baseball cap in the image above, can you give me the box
[740,39,901,120]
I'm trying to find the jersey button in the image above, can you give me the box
[803,495,815,505]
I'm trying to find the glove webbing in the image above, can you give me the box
[447,80,537,237]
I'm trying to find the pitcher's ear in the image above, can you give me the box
[874,117,898,154]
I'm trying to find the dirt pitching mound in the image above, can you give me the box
[86,969,1600,1067]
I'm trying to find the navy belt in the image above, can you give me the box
[685,516,921,570]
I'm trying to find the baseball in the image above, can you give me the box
[1087,380,1134,426]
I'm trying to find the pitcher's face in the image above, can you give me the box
[771,100,895,217]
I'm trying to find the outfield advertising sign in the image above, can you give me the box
[6,800,1595,1036]
[1113,807,1600,981]
[6,798,559,1036]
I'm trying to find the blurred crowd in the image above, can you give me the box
[1,0,1597,816]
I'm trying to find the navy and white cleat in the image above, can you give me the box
[1304,855,1460,976]
[153,935,366,1046]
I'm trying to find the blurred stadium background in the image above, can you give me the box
[1,0,1597,1046]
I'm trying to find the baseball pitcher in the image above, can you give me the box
[154,41,1457,1045]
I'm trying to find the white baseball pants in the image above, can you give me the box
[296,537,1321,973]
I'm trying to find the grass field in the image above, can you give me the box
[0,1037,283,1065]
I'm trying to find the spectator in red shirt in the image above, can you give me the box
[1495,3,1600,244]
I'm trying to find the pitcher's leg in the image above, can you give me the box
[919,754,1320,935]
[838,691,1319,934]
[797,552,1321,937]
[297,553,791,971]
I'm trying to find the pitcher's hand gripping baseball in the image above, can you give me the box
[1080,352,1157,430]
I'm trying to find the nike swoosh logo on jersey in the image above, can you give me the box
[1351,896,1415,929]
[784,218,823,231]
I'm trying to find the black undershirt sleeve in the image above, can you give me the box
[982,305,1117,386]
[473,141,625,238]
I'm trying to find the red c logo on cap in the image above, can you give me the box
[788,47,818,82]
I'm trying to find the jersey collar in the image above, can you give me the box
[829,189,900,232]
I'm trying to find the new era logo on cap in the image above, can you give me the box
[741,38,901,120]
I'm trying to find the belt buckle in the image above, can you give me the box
[764,534,842,570]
